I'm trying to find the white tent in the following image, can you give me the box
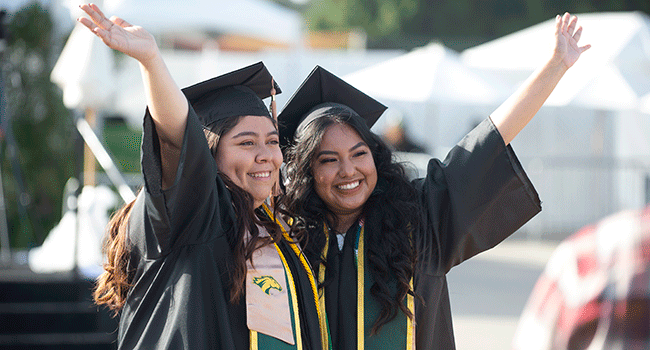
[461,12,650,239]
[344,43,506,154]
[29,186,117,277]
[641,93,650,114]
[109,48,406,129]
[50,22,116,110]
[64,0,304,47]
[344,43,503,105]
[461,11,650,110]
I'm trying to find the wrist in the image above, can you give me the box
[546,51,570,73]
[138,46,164,71]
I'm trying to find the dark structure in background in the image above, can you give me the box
[0,7,118,349]
[0,269,118,350]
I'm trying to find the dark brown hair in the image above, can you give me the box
[94,114,283,313]
[281,106,421,334]
[93,198,136,315]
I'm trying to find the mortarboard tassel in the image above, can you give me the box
[270,77,277,121]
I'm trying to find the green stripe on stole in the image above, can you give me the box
[322,223,414,349]
[361,253,411,349]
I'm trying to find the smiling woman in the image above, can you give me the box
[312,119,378,233]
[280,13,589,347]
[78,3,328,350]
[214,115,283,208]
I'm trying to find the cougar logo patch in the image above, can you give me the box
[252,276,282,295]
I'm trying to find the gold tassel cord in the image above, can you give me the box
[270,78,277,121]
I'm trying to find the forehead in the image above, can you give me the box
[227,115,276,135]
[319,123,364,150]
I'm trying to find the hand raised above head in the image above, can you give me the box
[77,3,159,64]
[553,12,591,69]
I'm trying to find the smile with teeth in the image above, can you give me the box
[248,171,271,178]
[337,180,360,190]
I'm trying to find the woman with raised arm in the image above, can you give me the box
[279,13,589,350]
[79,4,327,350]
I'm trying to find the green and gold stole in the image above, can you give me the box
[250,205,330,350]
[322,221,415,350]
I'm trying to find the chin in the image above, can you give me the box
[253,192,273,206]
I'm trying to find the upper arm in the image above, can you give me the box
[140,104,233,251]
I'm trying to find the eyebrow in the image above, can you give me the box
[316,142,367,157]
[232,130,279,138]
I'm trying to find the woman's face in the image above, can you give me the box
[215,115,282,208]
[311,123,377,219]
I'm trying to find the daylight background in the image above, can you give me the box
[1,0,649,349]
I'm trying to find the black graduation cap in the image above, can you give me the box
[181,61,281,128]
[278,65,387,147]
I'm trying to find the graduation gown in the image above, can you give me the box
[117,105,323,350]
[313,118,541,349]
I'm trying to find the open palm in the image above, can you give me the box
[555,13,591,69]
[78,3,158,63]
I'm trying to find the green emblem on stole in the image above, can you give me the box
[252,276,282,295]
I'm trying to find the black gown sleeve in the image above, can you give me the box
[138,102,235,257]
[413,117,541,275]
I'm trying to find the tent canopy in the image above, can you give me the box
[343,42,503,105]
[461,12,650,110]
[64,0,303,46]
[342,43,505,154]
[51,22,116,110]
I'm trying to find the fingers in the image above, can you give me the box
[76,16,97,32]
[111,16,132,28]
[79,3,113,31]
[557,12,579,38]
[566,14,578,36]
[89,3,107,20]
[561,12,570,33]
[573,26,583,42]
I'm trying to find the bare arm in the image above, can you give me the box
[490,13,591,145]
[78,3,188,188]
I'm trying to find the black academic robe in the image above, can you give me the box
[313,118,541,350]
[116,104,322,350]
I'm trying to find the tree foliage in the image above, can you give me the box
[2,3,74,248]
[303,0,650,50]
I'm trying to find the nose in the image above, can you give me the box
[338,158,355,178]
[255,144,274,163]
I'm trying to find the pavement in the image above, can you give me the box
[447,238,559,350]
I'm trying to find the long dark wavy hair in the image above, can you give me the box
[94,114,282,314]
[281,105,421,334]
[94,196,136,316]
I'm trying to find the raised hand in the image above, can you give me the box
[489,12,591,145]
[554,13,591,69]
[78,3,188,186]
[77,3,158,64]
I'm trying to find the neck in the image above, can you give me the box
[254,198,266,210]
[332,211,360,234]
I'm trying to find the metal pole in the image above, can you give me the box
[68,177,80,279]
[83,108,96,187]
[75,117,135,203]
[0,159,10,266]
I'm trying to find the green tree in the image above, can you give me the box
[302,0,650,50]
[2,3,74,248]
